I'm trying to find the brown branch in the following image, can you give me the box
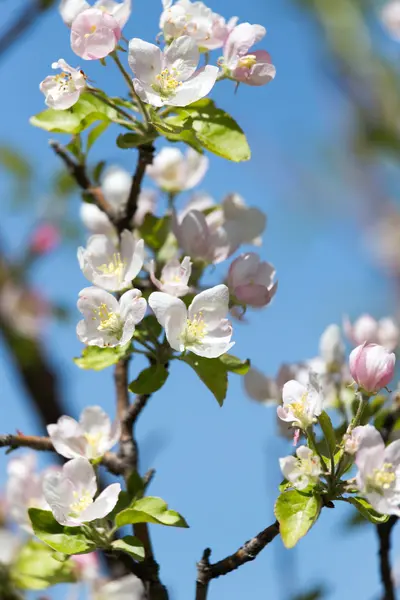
[0,434,126,476]
[195,521,280,600]
[377,516,397,600]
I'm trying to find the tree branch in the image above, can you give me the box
[195,521,280,600]
[377,516,397,600]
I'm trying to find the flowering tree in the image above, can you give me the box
[2,1,400,600]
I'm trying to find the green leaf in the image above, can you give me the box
[345,497,389,524]
[219,354,250,375]
[74,343,131,371]
[134,315,162,343]
[28,509,95,555]
[117,132,157,149]
[116,497,189,528]
[274,491,321,548]
[129,364,169,395]
[87,121,109,152]
[11,540,76,590]
[139,214,171,251]
[30,93,119,134]
[318,412,336,457]
[169,99,251,162]
[127,471,145,500]
[180,353,228,406]
[111,536,145,561]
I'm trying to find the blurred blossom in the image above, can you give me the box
[319,324,345,369]
[210,193,267,247]
[0,529,20,566]
[72,552,100,581]
[0,283,50,338]
[344,315,400,352]
[94,574,146,600]
[30,223,60,255]
[6,454,51,532]
[227,253,277,308]
[60,0,132,28]
[367,209,400,275]
[147,147,208,193]
[381,1,400,40]
[344,424,381,456]
[243,367,279,405]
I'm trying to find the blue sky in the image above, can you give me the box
[0,0,399,599]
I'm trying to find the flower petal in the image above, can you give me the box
[149,292,187,328]
[121,233,144,282]
[63,458,97,498]
[168,65,219,107]
[80,483,121,522]
[164,35,199,80]
[128,38,162,84]
[188,284,229,328]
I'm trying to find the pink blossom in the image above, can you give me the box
[349,343,396,395]
[344,314,399,352]
[227,253,277,308]
[71,8,121,60]
[30,223,60,254]
[223,23,276,87]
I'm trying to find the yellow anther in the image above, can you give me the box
[152,68,182,98]
[84,431,104,448]
[97,253,126,281]
[367,462,396,494]
[182,312,207,346]
[238,54,258,70]
[84,24,97,38]
[69,490,93,516]
[92,303,122,337]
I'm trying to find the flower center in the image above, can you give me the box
[92,303,123,338]
[299,455,321,477]
[84,24,97,38]
[182,312,207,346]
[97,253,126,282]
[290,392,308,421]
[366,462,396,494]
[54,73,76,93]
[69,490,93,517]
[84,431,105,449]
[238,54,257,70]
[152,68,182,98]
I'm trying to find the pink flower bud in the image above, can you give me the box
[227,252,277,308]
[349,343,396,394]
[30,224,60,254]
[71,8,121,60]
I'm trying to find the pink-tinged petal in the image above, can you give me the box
[234,50,276,86]
[276,405,293,423]
[128,38,163,84]
[96,0,131,28]
[224,23,266,68]
[71,9,121,60]
[168,65,219,107]
[79,483,121,522]
[234,284,274,307]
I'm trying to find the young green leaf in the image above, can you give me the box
[28,509,95,555]
[11,540,76,590]
[111,536,145,561]
[129,364,169,395]
[180,354,228,406]
[117,132,157,149]
[139,214,171,251]
[74,343,131,371]
[274,490,321,548]
[317,412,336,457]
[345,497,390,524]
[115,497,189,529]
[219,354,251,375]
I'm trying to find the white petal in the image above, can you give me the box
[121,233,144,282]
[184,149,209,190]
[101,165,131,210]
[149,292,187,328]
[165,305,187,352]
[80,406,111,436]
[47,417,87,459]
[80,203,115,236]
[42,471,74,526]
[63,458,97,498]
[77,286,119,317]
[164,35,199,80]
[168,65,219,106]
[282,380,306,406]
[133,79,165,107]
[60,0,90,25]
[79,483,121,522]
[128,38,162,84]
[279,456,297,481]
[119,288,146,321]
[188,284,229,328]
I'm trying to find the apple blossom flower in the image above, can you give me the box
[30,223,60,254]
[71,8,121,60]
[279,446,322,490]
[72,552,100,581]
[47,406,120,460]
[43,457,120,526]
[77,286,147,347]
[381,1,400,40]
[6,454,51,532]
[355,427,400,516]
[244,368,279,405]
[78,231,144,291]
[172,209,232,264]
[60,0,131,28]
[40,59,86,110]
[160,0,236,50]
[223,23,276,87]
[210,193,267,248]
[128,36,219,107]
[349,343,396,395]
[147,147,208,193]
[227,253,277,308]
[277,377,323,430]
[344,424,382,455]
[150,256,192,296]
[149,284,234,357]
[344,314,399,352]
[319,324,345,368]
[94,574,146,600]
[0,283,50,339]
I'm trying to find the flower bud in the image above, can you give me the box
[349,343,396,395]
[30,223,60,254]
[227,252,277,308]
[71,8,121,60]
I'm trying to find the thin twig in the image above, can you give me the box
[377,516,397,600]
[0,434,126,476]
[195,521,280,600]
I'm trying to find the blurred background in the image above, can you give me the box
[1,0,400,598]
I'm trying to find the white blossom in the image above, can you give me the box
[344,314,400,352]
[47,406,120,460]
[150,256,192,297]
[43,458,120,526]
[94,574,146,600]
[78,231,144,291]
[149,284,234,357]
[147,147,208,193]
[319,324,345,367]
[344,424,382,455]
[60,0,131,28]
[355,427,400,516]
[128,36,219,107]
[277,377,323,430]
[243,368,279,405]
[77,287,147,347]
[172,209,232,264]
[40,59,86,110]
[381,1,400,40]
[279,446,322,490]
